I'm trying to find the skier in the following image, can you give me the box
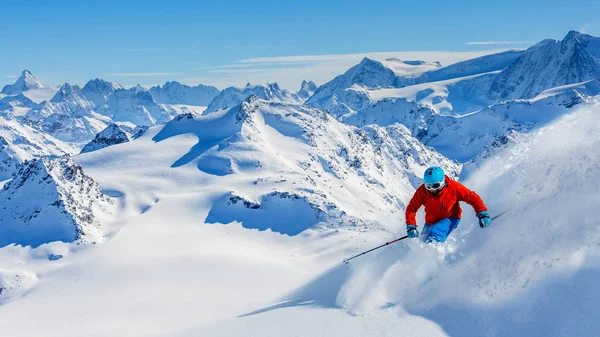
[405,166,491,243]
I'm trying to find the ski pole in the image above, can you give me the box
[491,209,510,220]
[343,236,408,264]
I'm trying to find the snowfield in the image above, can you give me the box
[0,98,599,336]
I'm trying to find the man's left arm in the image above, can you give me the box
[455,182,487,213]
[455,182,491,227]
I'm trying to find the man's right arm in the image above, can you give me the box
[405,187,424,226]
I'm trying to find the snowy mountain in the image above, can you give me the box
[305,54,513,117]
[297,80,318,101]
[81,78,123,108]
[149,81,219,106]
[102,85,178,126]
[346,78,600,163]
[80,123,147,154]
[0,94,36,115]
[72,95,457,239]
[23,83,111,143]
[1,70,44,95]
[489,31,600,100]
[1,101,598,337]
[0,115,74,180]
[204,83,302,114]
[0,70,57,103]
[308,58,442,104]
[0,156,115,248]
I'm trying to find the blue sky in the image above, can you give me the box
[1,0,599,90]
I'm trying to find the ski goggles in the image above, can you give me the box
[424,181,445,192]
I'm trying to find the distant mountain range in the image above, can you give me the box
[0,30,599,234]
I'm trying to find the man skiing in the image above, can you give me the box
[405,166,491,243]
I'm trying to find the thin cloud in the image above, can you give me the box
[112,47,166,52]
[466,41,533,45]
[184,49,515,90]
[1,75,19,79]
[237,50,515,66]
[103,72,179,77]
[579,21,600,35]
[221,45,294,50]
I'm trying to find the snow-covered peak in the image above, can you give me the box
[308,58,398,104]
[149,81,220,106]
[306,57,438,111]
[204,82,302,114]
[80,123,147,154]
[298,80,318,101]
[102,86,177,126]
[50,83,87,103]
[81,78,123,107]
[0,156,114,248]
[1,70,45,95]
[489,31,600,100]
[0,93,36,113]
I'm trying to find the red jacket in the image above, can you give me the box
[405,175,487,226]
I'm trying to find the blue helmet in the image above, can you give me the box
[424,166,445,184]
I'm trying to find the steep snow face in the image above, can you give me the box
[81,78,123,108]
[0,156,115,248]
[1,70,44,95]
[80,123,147,154]
[489,31,600,100]
[297,80,318,101]
[204,83,302,114]
[102,86,178,126]
[0,115,74,180]
[336,103,600,337]
[149,81,220,106]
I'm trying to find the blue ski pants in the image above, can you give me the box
[420,218,460,243]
